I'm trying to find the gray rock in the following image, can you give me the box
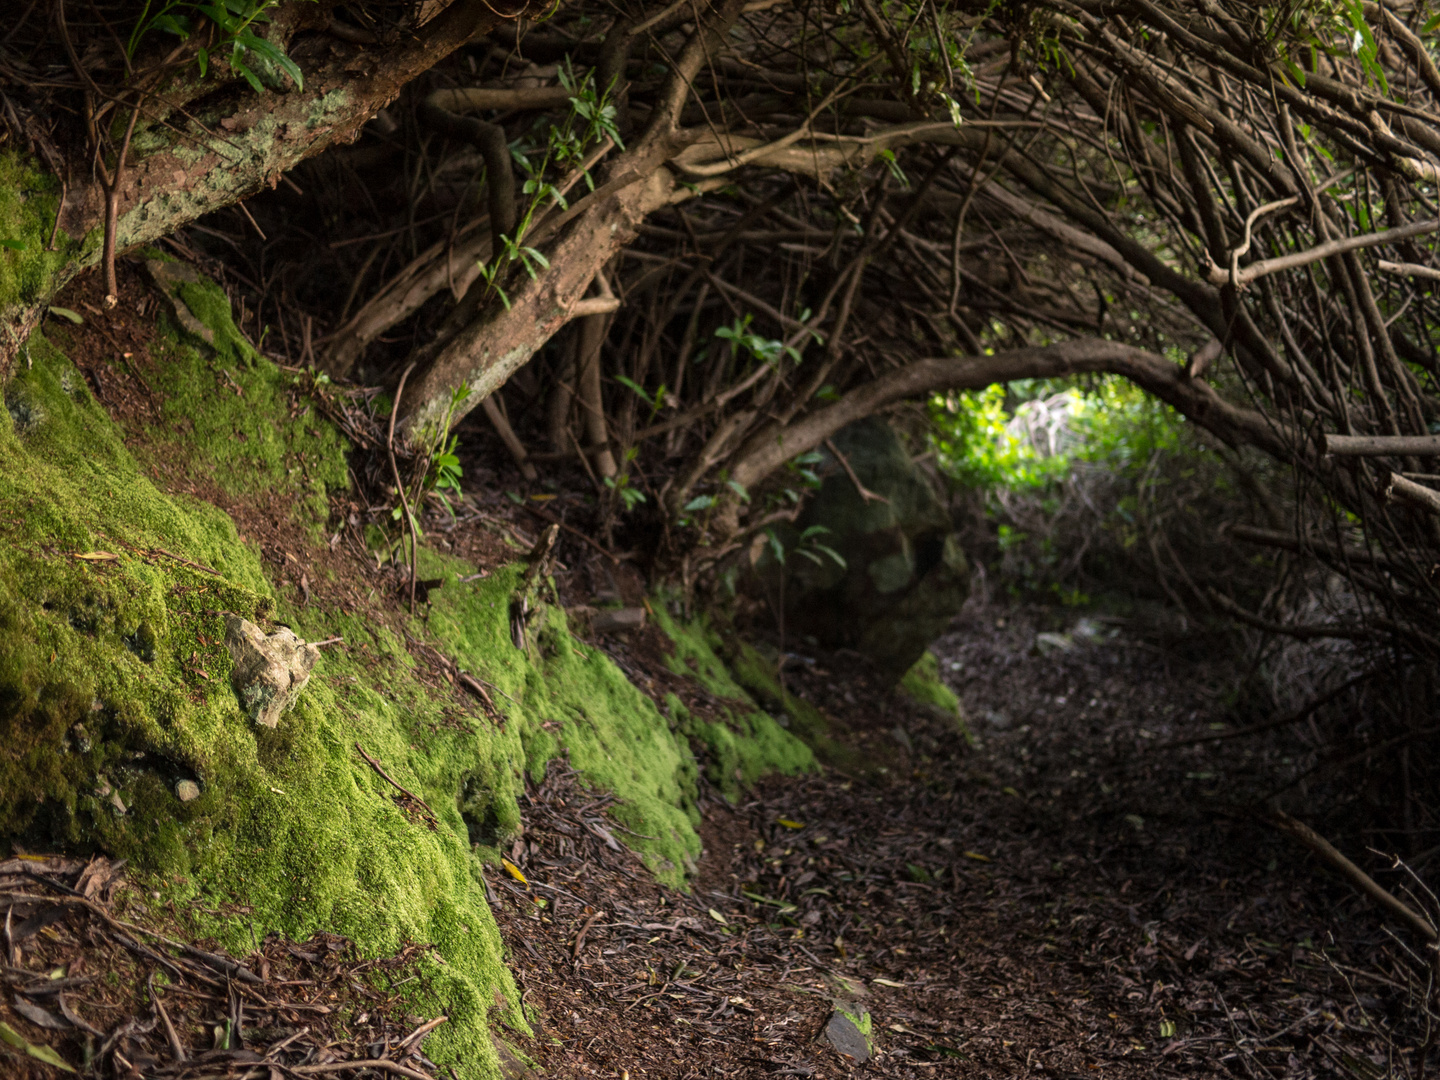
[590,607,646,632]
[224,614,319,728]
[768,418,969,684]
[824,1007,874,1061]
[175,780,201,802]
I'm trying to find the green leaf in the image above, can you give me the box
[0,238,26,251]
[767,531,785,564]
[726,479,750,502]
[25,1042,76,1072]
[47,306,84,324]
[0,1023,75,1072]
[231,57,265,94]
[683,495,714,511]
[152,13,192,39]
[614,375,653,403]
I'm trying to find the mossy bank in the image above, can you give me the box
[0,268,814,1077]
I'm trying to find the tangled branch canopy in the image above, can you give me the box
[3,0,1440,650]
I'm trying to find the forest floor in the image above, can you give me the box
[5,597,1429,1080]
[10,264,1433,1079]
[484,599,1436,1080]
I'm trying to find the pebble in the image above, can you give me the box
[176,780,201,802]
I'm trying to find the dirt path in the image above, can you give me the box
[491,603,1432,1079]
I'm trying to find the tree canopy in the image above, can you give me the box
[4,0,1440,652]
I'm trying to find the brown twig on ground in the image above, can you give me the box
[573,910,605,961]
[387,362,419,614]
[148,974,186,1062]
[354,741,438,825]
[101,104,141,310]
[524,503,622,563]
[1265,810,1437,944]
[290,1060,436,1079]
[456,670,496,708]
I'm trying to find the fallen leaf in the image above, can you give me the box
[12,998,68,1030]
[777,818,806,830]
[47,306,83,325]
[963,851,991,862]
[0,1021,75,1072]
[707,908,729,926]
[71,551,119,562]
[872,978,907,988]
[501,858,528,885]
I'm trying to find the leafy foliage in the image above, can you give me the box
[128,0,307,92]
[715,315,802,369]
[929,378,1183,493]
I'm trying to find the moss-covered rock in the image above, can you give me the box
[0,262,833,1076]
[899,650,973,744]
[648,604,817,801]
[765,417,970,683]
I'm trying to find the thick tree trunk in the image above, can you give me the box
[394,143,698,442]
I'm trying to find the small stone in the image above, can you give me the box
[591,607,646,632]
[175,780,201,802]
[1034,631,1075,656]
[824,1007,873,1062]
[224,614,320,728]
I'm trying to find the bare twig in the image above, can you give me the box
[1265,810,1437,944]
[354,742,438,824]
[388,362,419,614]
[824,438,889,504]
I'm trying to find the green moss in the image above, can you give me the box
[0,331,522,1077]
[648,605,816,800]
[423,562,702,885]
[0,152,87,356]
[899,651,972,742]
[724,640,864,774]
[0,262,863,1075]
[106,271,349,538]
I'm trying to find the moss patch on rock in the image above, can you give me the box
[648,606,817,799]
[0,261,856,1075]
[0,156,69,312]
[899,650,972,743]
[0,328,525,1076]
[423,559,705,887]
[0,151,91,366]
